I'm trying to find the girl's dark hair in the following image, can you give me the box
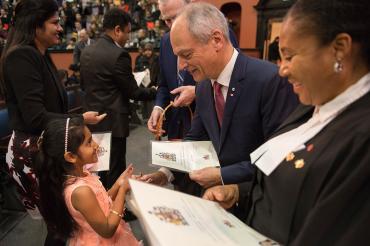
[0,0,58,94]
[287,0,370,67]
[35,117,85,239]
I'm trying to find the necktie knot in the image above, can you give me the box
[214,81,223,91]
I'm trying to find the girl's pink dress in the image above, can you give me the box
[64,172,141,246]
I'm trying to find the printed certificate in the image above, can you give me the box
[151,141,220,172]
[133,69,151,87]
[127,179,279,246]
[89,132,111,171]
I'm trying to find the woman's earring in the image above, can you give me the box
[334,60,343,73]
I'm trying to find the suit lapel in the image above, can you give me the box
[269,133,333,242]
[264,105,324,242]
[219,54,245,151]
[44,54,68,112]
[203,80,221,149]
[164,34,179,89]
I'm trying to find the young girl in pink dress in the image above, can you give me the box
[35,117,141,245]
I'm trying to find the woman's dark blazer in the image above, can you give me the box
[243,91,370,245]
[3,45,70,135]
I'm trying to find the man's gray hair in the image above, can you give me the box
[180,2,230,44]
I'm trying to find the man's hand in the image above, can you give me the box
[189,167,222,188]
[136,171,168,186]
[170,85,196,107]
[147,108,165,135]
[203,185,239,209]
[83,111,107,124]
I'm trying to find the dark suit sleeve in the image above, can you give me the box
[154,37,171,108]
[4,48,71,131]
[221,161,255,184]
[73,43,81,65]
[113,52,156,101]
[260,74,298,139]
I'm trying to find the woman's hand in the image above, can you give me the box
[83,111,107,124]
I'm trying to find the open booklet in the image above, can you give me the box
[127,179,279,246]
[151,141,220,173]
[133,69,151,87]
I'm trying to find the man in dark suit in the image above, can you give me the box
[147,0,239,139]
[141,3,298,192]
[72,28,94,66]
[80,8,156,188]
[147,0,197,141]
[144,0,239,189]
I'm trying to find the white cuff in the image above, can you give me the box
[154,106,164,111]
[158,167,174,183]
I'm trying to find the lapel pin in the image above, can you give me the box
[306,144,314,152]
[294,159,305,169]
[231,87,235,91]
[230,93,234,97]
[285,152,295,162]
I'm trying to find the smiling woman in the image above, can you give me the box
[0,0,105,245]
[34,14,63,54]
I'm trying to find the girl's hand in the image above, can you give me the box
[117,164,134,191]
[119,163,134,180]
[118,176,130,192]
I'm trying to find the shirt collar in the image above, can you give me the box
[114,41,123,48]
[314,72,370,123]
[211,48,238,87]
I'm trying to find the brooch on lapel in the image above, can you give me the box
[294,159,305,169]
[306,143,314,152]
[285,152,305,169]
[285,143,314,169]
[229,87,236,97]
[285,152,295,162]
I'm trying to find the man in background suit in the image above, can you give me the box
[144,0,239,190]
[80,8,156,188]
[73,28,94,66]
[141,3,298,193]
[148,0,239,139]
[147,0,197,141]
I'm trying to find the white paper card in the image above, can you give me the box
[151,141,220,173]
[128,179,278,246]
[133,69,151,87]
[89,132,111,171]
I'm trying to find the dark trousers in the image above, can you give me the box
[99,137,126,189]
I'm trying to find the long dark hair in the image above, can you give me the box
[0,0,59,94]
[35,117,85,239]
[287,0,370,67]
